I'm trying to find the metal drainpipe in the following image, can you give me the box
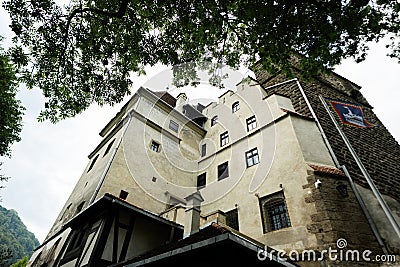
[293,79,388,253]
[319,95,400,239]
[88,99,137,205]
[340,165,388,254]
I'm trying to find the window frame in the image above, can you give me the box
[225,208,239,231]
[246,115,257,131]
[211,115,218,127]
[259,192,291,233]
[119,190,129,200]
[197,173,206,189]
[245,147,259,167]
[169,120,179,133]
[150,141,160,152]
[201,143,206,157]
[217,161,229,180]
[232,101,240,113]
[220,131,229,147]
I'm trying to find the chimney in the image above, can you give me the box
[184,191,204,237]
[176,93,188,108]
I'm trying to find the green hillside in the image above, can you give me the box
[0,205,39,266]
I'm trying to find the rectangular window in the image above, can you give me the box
[246,148,259,167]
[246,115,257,131]
[225,208,239,231]
[217,161,229,180]
[268,202,291,231]
[119,190,129,200]
[201,144,206,157]
[150,141,160,152]
[197,173,206,188]
[259,192,291,233]
[220,131,229,147]
[169,120,179,133]
[232,101,240,113]
[211,115,218,126]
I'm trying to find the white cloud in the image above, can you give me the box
[334,38,400,142]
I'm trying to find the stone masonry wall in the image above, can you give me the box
[303,170,382,266]
[254,70,400,202]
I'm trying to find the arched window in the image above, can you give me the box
[259,192,291,233]
[232,101,240,113]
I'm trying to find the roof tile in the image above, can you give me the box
[308,164,345,176]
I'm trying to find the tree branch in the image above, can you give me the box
[64,0,129,43]
[58,0,129,83]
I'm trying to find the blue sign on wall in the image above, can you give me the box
[329,100,374,128]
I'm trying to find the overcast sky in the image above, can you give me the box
[1,6,399,244]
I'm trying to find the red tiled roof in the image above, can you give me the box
[308,164,345,176]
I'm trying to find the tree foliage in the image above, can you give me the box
[10,256,28,267]
[0,37,25,190]
[0,39,24,158]
[0,247,12,267]
[0,205,40,266]
[3,0,399,122]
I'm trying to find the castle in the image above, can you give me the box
[27,68,400,266]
